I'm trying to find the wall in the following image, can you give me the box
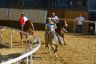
[0,8,47,24]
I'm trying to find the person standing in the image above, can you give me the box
[75,14,85,33]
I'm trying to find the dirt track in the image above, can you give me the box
[0,29,96,64]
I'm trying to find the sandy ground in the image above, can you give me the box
[0,28,96,64]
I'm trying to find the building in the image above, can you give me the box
[0,0,96,20]
[0,0,96,31]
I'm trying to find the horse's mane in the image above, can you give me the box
[56,20,65,29]
[24,20,34,31]
[55,19,65,35]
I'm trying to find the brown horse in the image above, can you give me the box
[55,19,67,45]
[20,20,34,44]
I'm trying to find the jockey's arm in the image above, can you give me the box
[45,23,51,30]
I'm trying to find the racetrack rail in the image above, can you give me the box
[0,26,41,64]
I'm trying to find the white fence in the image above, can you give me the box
[1,39,41,64]
[0,26,41,64]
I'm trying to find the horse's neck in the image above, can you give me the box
[59,21,65,27]
[56,23,62,29]
[27,20,32,26]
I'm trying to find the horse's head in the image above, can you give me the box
[56,19,68,32]
[49,24,56,38]
[58,19,68,28]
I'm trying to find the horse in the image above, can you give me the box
[55,19,68,45]
[45,22,59,58]
[20,20,34,44]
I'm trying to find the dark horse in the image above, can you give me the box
[55,19,67,45]
[20,20,34,44]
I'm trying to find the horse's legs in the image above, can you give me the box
[29,28,34,37]
[47,31,58,58]
[52,44,58,58]
[54,45,58,58]
[48,44,52,55]
[25,34,28,45]
[45,36,48,47]
[55,32,62,45]
[61,29,66,45]
[61,34,66,45]
[20,32,23,44]
[45,31,49,47]
[47,32,53,55]
[20,31,28,45]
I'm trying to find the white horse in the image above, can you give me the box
[45,24,59,58]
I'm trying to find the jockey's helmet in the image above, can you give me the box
[48,17,51,20]
[21,13,24,15]
[52,12,55,15]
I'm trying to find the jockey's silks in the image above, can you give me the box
[47,23,51,28]
[19,16,24,25]
[19,16,28,25]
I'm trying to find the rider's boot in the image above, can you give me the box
[59,41,62,45]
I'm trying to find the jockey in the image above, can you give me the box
[51,13,62,45]
[51,12,59,23]
[46,17,62,45]
[46,17,57,31]
[19,13,28,31]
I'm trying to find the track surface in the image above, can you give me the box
[0,29,96,64]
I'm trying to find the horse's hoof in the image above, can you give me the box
[45,45,48,47]
[64,43,66,45]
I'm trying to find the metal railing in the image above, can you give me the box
[0,26,41,64]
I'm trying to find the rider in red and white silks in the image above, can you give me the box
[19,13,28,31]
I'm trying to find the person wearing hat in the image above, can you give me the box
[45,17,57,31]
[45,17,62,46]
[19,13,28,31]
[75,14,85,33]
[51,13,62,45]
[51,12,59,23]
[45,17,57,47]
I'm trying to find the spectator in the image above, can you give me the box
[75,14,85,33]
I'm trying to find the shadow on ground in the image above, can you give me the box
[0,43,9,49]
[0,53,21,63]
